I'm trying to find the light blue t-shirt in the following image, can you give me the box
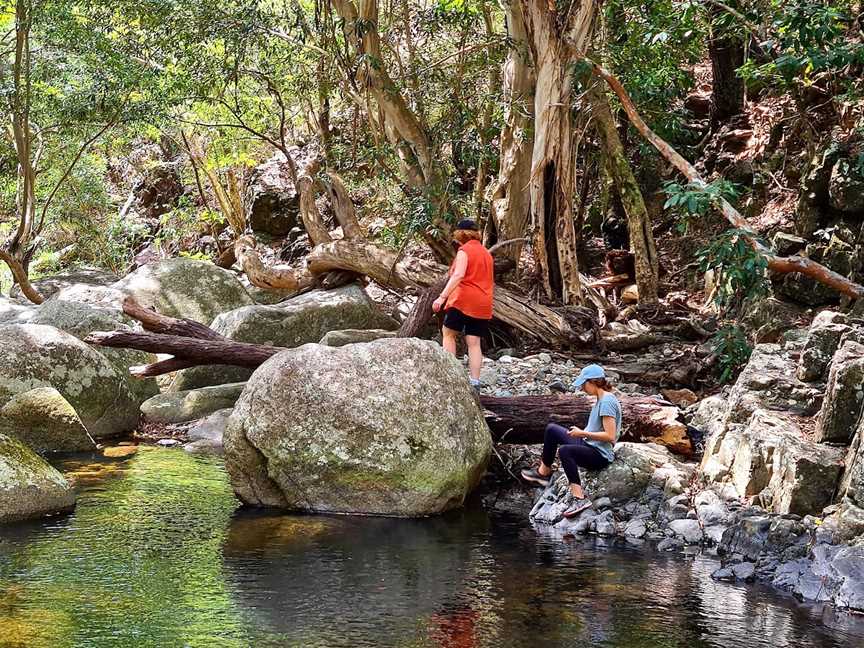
[584,393,622,462]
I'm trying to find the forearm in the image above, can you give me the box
[439,274,464,300]
[580,429,615,443]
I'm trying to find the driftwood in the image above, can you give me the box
[480,394,692,456]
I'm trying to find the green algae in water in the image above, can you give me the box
[0,447,247,648]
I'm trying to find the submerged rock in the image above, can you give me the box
[0,431,76,523]
[224,338,492,517]
[113,258,253,324]
[141,383,246,424]
[172,284,397,390]
[0,324,140,439]
[0,387,95,453]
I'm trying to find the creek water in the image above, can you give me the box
[1,447,863,648]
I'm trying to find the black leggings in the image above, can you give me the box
[542,423,611,485]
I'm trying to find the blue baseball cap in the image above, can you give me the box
[572,364,606,388]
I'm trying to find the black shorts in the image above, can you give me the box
[443,308,490,337]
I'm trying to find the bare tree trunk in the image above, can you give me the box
[521,0,596,304]
[234,236,311,293]
[488,0,535,262]
[708,1,745,130]
[590,86,659,304]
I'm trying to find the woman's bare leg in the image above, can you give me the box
[442,326,458,356]
[465,335,483,381]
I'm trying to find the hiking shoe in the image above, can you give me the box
[563,499,592,518]
[520,468,552,487]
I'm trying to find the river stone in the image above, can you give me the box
[728,409,843,515]
[669,519,703,544]
[0,387,95,453]
[113,258,253,324]
[32,296,159,404]
[172,284,398,390]
[796,310,850,382]
[9,267,119,301]
[141,383,246,424]
[0,324,139,438]
[0,431,76,523]
[224,339,492,517]
[815,341,864,444]
[319,328,398,347]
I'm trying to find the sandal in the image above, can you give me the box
[563,499,593,518]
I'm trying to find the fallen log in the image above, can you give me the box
[480,394,692,457]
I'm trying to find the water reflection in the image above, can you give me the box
[0,447,862,648]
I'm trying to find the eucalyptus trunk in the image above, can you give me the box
[488,0,535,262]
[520,0,596,304]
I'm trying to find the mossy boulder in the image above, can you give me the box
[140,383,246,424]
[0,324,140,439]
[0,296,35,325]
[224,338,492,517]
[0,387,95,453]
[113,258,253,324]
[172,284,398,390]
[796,310,850,382]
[0,431,76,523]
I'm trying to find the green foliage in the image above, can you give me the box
[738,1,864,88]
[710,325,753,384]
[697,229,770,309]
[663,179,742,232]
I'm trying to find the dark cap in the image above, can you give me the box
[455,218,478,231]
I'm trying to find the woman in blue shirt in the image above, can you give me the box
[521,364,622,518]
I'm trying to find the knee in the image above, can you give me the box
[442,327,457,341]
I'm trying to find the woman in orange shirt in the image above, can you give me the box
[432,219,494,389]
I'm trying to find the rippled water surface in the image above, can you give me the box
[1,447,863,648]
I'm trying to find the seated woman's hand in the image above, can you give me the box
[568,426,586,438]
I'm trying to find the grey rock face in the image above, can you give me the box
[319,328,398,347]
[223,339,492,517]
[796,310,850,382]
[245,152,300,236]
[0,431,76,523]
[815,341,864,444]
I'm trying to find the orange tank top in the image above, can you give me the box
[446,239,494,319]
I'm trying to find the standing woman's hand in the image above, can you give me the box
[432,296,446,313]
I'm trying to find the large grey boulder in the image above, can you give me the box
[740,297,806,343]
[796,310,850,382]
[245,152,300,237]
[141,383,246,424]
[184,408,231,456]
[32,295,159,404]
[778,226,858,306]
[0,296,36,325]
[9,267,119,301]
[172,284,398,390]
[113,258,253,324]
[0,431,76,523]
[815,340,864,444]
[224,339,491,517]
[727,409,843,515]
[829,156,864,215]
[0,387,95,453]
[0,324,140,438]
